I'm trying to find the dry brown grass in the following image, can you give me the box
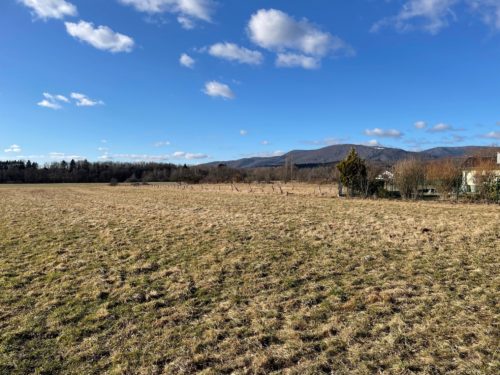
[0,184,499,374]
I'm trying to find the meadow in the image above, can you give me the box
[0,184,498,374]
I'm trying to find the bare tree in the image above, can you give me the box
[426,158,463,200]
[393,158,426,200]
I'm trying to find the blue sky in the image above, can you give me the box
[1,0,500,164]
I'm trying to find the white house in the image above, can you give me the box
[462,152,500,193]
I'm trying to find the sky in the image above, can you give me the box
[1,0,500,164]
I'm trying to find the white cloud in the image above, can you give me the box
[467,0,500,30]
[154,141,171,147]
[70,92,104,107]
[275,53,320,69]
[208,42,263,65]
[65,21,135,53]
[261,140,270,145]
[4,144,22,153]
[243,150,285,158]
[172,151,208,159]
[303,137,345,146]
[99,153,169,161]
[372,0,458,34]
[483,131,500,139]
[119,0,215,28]
[414,120,427,129]
[100,151,208,161]
[177,15,195,29]
[180,53,195,68]
[97,147,109,152]
[49,152,85,161]
[37,92,68,110]
[364,128,403,138]
[203,81,235,99]
[247,8,352,68]
[429,122,453,132]
[19,0,77,20]
[363,139,383,147]
[240,130,248,136]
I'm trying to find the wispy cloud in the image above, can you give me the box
[372,0,458,34]
[242,150,285,158]
[119,0,216,29]
[208,42,263,65]
[38,92,103,109]
[203,81,235,99]
[70,92,104,107]
[37,92,68,110]
[364,128,403,138]
[302,137,345,146]
[275,53,320,69]
[99,151,208,162]
[19,0,77,20]
[240,130,248,136]
[4,144,22,153]
[483,131,500,139]
[65,21,135,53]
[172,151,208,160]
[48,152,85,160]
[154,141,171,147]
[428,122,455,132]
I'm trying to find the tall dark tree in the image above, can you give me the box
[336,148,367,197]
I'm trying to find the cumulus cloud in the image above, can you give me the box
[70,92,104,107]
[37,92,68,110]
[4,144,22,153]
[203,81,235,99]
[372,0,458,34]
[19,0,77,20]
[119,0,215,28]
[208,42,263,65]
[247,8,353,70]
[364,128,403,138]
[179,53,195,68]
[483,131,500,139]
[275,53,320,69]
[414,120,427,129]
[65,21,135,53]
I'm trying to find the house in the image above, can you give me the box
[462,152,500,193]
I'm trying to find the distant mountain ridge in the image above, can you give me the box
[203,145,495,169]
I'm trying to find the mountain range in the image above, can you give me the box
[204,145,496,169]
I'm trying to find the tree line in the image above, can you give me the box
[1,149,498,201]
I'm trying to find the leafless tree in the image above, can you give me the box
[393,158,426,199]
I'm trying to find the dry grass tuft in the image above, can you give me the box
[0,184,498,374]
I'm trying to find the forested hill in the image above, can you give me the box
[203,145,494,169]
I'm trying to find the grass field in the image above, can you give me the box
[0,184,498,374]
